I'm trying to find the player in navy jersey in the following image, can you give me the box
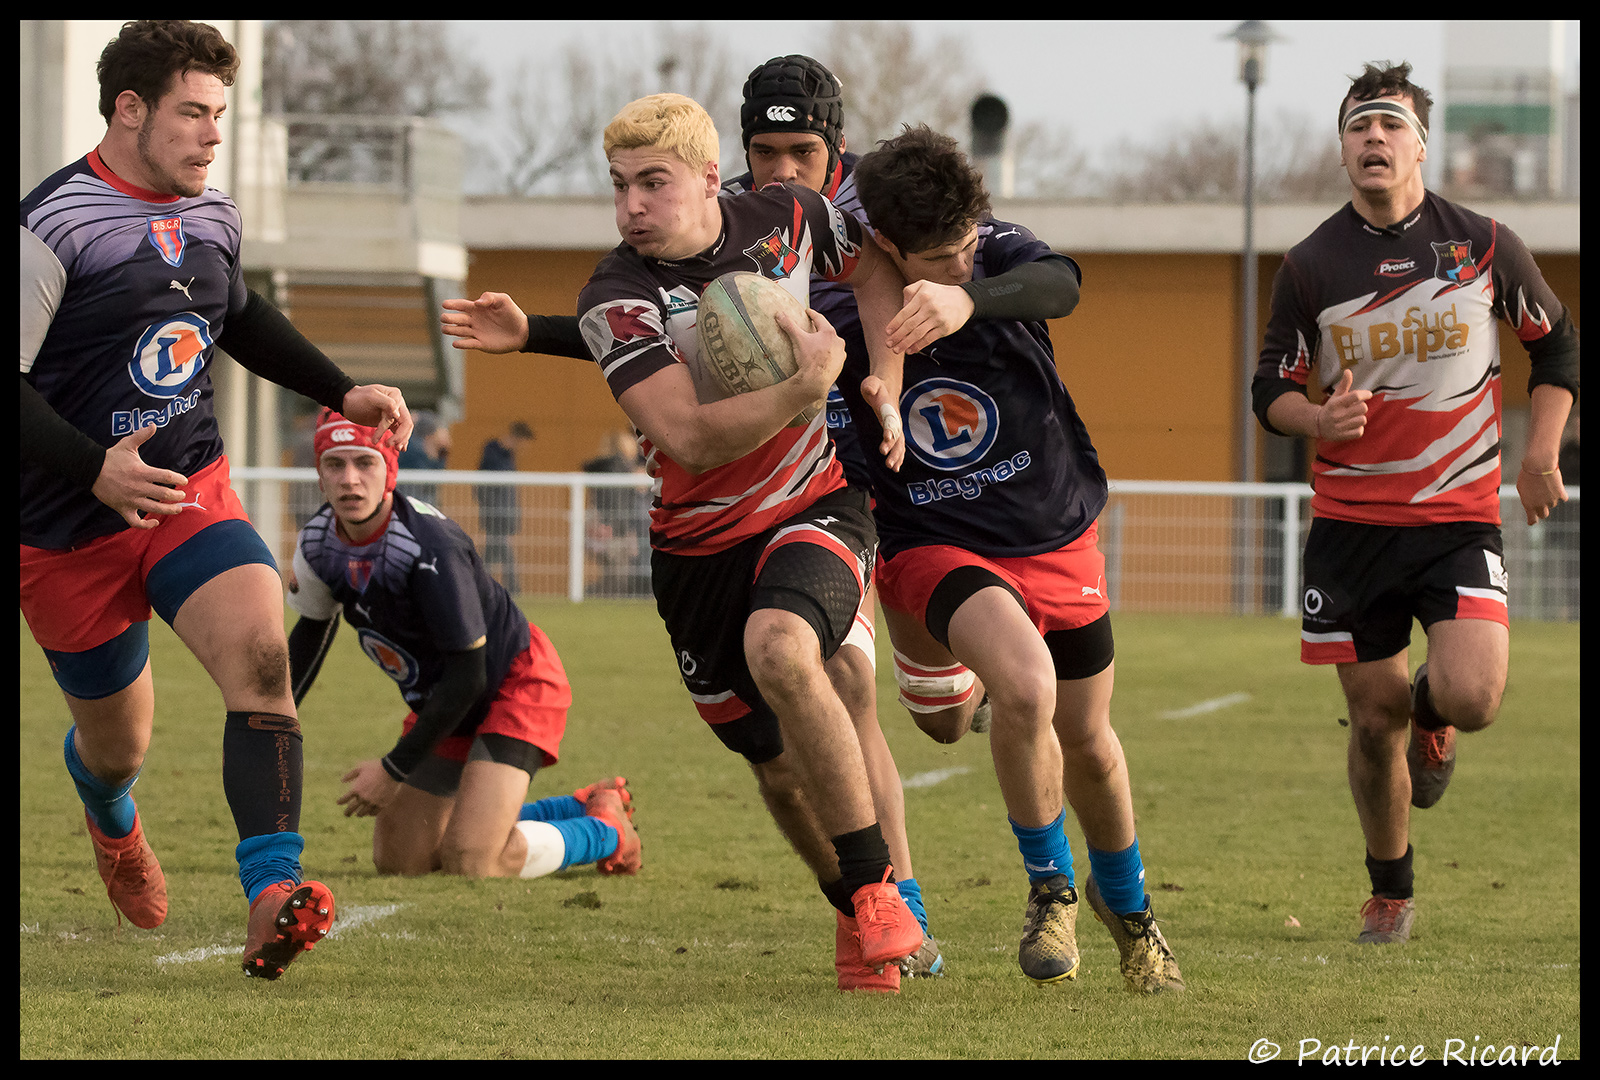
[19,20,414,981]
[440,63,945,986]
[286,410,641,882]
[841,125,1185,993]
[1252,63,1578,945]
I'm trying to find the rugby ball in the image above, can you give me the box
[693,272,821,428]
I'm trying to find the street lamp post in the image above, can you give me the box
[1225,20,1280,484]
[1225,20,1281,613]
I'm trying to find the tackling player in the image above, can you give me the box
[1252,62,1578,944]
[20,20,413,981]
[286,410,641,882]
[838,125,1185,994]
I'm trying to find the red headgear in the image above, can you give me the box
[314,408,399,497]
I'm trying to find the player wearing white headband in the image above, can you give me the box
[1254,61,1578,947]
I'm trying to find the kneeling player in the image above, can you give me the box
[287,410,640,880]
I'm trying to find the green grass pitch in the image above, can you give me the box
[20,605,1578,1060]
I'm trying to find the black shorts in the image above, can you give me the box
[651,485,876,764]
[1299,518,1509,665]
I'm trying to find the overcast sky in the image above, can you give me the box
[451,19,1579,176]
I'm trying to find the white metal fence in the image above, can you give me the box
[231,470,1580,621]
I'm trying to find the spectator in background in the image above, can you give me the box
[582,428,650,597]
[397,410,452,507]
[476,420,534,595]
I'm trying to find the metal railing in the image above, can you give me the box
[230,470,1580,620]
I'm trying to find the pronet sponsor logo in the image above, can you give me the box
[1376,257,1417,278]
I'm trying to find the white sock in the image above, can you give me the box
[514,820,566,879]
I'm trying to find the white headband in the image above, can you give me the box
[1342,100,1428,146]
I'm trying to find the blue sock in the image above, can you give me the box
[520,795,585,822]
[896,877,929,935]
[1087,838,1148,916]
[237,832,305,904]
[1011,810,1074,884]
[64,728,138,838]
[549,816,616,870]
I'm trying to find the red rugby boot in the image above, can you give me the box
[242,879,335,980]
[586,788,643,875]
[851,867,924,968]
[572,776,633,819]
[86,811,168,929]
[835,911,900,992]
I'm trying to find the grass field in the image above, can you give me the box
[20,604,1579,1060]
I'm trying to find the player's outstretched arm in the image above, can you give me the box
[844,241,907,470]
[441,291,530,354]
[441,293,590,360]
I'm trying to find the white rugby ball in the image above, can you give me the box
[693,272,820,428]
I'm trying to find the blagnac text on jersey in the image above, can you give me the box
[111,389,203,437]
[908,450,1032,505]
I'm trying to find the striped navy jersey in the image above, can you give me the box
[724,153,870,486]
[833,219,1105,561]
[288,494,531,728]
[20,151,245,549]
[1255,191,1576,526]
[577,182,864,555]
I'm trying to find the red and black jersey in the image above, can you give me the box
[1254,191,1579,526]
[833,220,1105,561]
[20,152,246,549]
[577,182,865,555]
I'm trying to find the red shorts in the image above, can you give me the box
[19,455,262,652]
[876,523,1110,638]
[400,624,570,767]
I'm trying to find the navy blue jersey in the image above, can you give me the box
[20,152,245,549]
[724,153,871,487]
[287,494,532,736]
[835,220,1105,560]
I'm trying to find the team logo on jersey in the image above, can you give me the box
[1431,240,1478,284]
[129,313,213,398]
[356,627,419,689]
[147,216,186,268]
[743,228,802,279]
[902,378,1000,472]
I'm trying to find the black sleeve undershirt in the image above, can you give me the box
[217,289,356,412]
[287,615,341,708]
[1526,311,1581,399]
[20,376,108,490]
[380,647,490,780]
[523,314,590,360]
[960,254,1081,322]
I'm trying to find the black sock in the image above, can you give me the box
[832,822,893,897]
[1412,670,1450,731]
[1366,845,1415,900]
[820,875,857,917]
[223,711,303,838]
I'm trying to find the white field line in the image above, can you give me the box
[1159,692,1251,719]
[152,903,405,966]
[901,766,972,789]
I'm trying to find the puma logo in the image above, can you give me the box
[1081,575,1105,598]
[169,277,195,300]
[417,557,439,574]
[354,602,371,620]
